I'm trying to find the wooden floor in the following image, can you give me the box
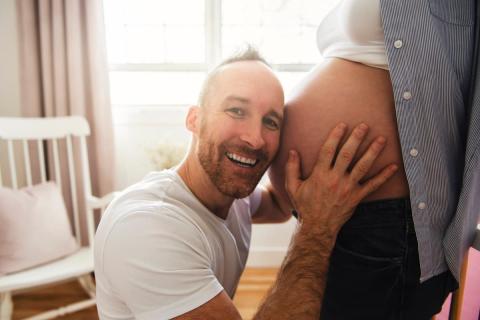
[11,268,278,320]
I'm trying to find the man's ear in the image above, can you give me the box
[186,105,201,133]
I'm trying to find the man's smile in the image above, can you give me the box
[225,152,258,168]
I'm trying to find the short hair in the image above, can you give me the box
[197,44,270,107]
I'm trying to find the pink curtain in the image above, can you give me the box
[16,0,115,243]
[16,0,114,197]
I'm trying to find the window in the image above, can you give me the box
[103,0,338,110]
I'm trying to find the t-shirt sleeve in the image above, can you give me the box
[248,185,264,215]
[102,209,224,320]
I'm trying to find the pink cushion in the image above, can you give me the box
[0,182,79,275]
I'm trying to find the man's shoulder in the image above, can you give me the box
[94,189,212,272]
[95,170,207,248]
[104,170,184,216]
[119,169,180,201]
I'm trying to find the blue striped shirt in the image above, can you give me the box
[380,0,479,282]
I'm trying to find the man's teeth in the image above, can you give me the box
[226,152,257,166]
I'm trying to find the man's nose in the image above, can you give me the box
[239,123,265,149]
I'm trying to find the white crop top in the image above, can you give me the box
[317,0,388,70]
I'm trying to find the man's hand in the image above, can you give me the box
[285,122,398,239]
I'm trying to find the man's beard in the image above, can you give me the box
[197,138,269,199]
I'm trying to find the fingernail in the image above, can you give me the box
[377,137,386,144]
[289,150,296,159]
[391,164,398,171]
[338,123,347,130]
[359,123,368,131]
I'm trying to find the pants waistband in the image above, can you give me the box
[348,197,415,233]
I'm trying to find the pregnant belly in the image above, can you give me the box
[269,58,410,205]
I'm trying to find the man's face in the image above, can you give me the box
[195,61,284,198]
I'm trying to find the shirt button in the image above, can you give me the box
[418,202,427,210]
[410,149,419,157]
[403,91,412,100]
[394,40,403,48]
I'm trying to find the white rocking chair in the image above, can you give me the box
[0,116,115,320]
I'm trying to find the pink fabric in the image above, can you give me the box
[436,248,480,320]
[0,182,79,275]
[16,0,115,243]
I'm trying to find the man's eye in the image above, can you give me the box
[263,117,280,130]
[226,108,244,117]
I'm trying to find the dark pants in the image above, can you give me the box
[320,198,458,320]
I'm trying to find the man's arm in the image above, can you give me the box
[254,123,397,318]
[175,123,398,320]
[251,183,292,223]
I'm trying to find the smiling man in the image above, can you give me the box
[94,47,398,320]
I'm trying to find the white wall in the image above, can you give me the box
[0,0,21,117]
[113,106,191,188]
[113,106,296,267]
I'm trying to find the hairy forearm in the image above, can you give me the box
[253,223,334,320]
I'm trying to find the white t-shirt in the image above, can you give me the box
[94,170,258,320]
